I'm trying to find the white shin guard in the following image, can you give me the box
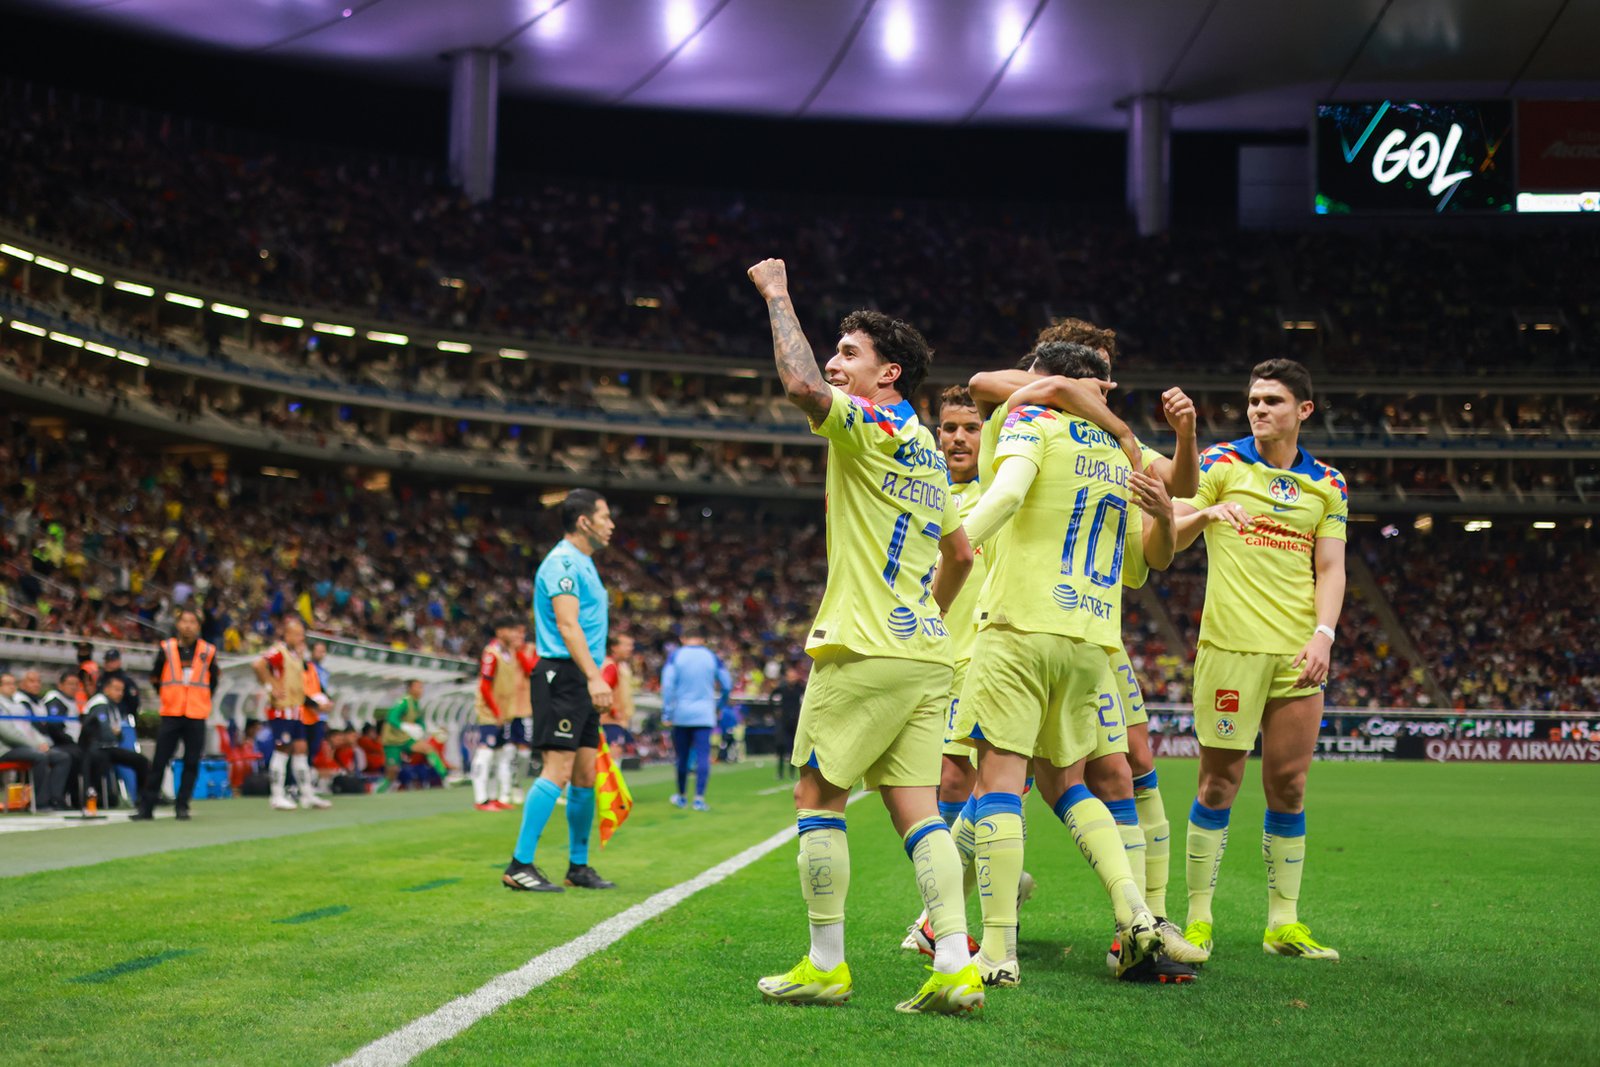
[269,750,289,800]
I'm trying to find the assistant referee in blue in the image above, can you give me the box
[504,488,619,893]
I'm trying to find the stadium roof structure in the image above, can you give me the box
[17,0,1600,129]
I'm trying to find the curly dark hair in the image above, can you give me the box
[1034,317,1120,362]
[937,384,976,414]
[838,310,933,398]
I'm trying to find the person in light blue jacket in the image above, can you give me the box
[661,624,732,811]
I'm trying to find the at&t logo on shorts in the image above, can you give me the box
[1268,476,1301,505]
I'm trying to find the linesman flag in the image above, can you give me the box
[595,732,634,847]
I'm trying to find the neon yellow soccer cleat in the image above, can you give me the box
[758,957,853,1005]
[895,962,986,1015]
[1183,919,1214,960]
[1263,922,1340,961]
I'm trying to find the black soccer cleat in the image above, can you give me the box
[503,860,564,892]
[565,864,617,890]
[175,807,192,821]
[1116,950,1198,985]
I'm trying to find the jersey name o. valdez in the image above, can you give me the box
[943,478,988,665]
[978,402,1139,650]
[806,384,963,663]
[1183,436,1348,655]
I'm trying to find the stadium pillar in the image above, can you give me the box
[447,49,501,203]
[1126,94,1172,237]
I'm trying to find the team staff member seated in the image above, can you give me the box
[134,608,219,821]
[503,489,617,894]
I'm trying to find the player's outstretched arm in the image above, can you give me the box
[930,526,974,615]
[1146,387,1199,498]
[962,455,1039,547]
[1172,500,1252,551]
[747,258,831,422]
[1131,471,1175,571]
[1292,537,1346,688]
[968,369,1038,418]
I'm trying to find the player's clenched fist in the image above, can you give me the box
[747,258,789,299]
[1162,387,1196,436]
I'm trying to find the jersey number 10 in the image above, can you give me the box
[1060,486,1127,589]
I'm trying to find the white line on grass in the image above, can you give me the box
[335,792,868,1067]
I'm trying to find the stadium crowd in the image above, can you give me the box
[3,411,1593,711]
[3,89,1595,376]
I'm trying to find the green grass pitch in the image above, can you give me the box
[2,760,1594,1065]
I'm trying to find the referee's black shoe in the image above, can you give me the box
[503,859,564,892]
[565,864,616,890]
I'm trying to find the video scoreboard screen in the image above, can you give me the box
[1315,100,1515,214]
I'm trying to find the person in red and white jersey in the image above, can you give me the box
[471,617,538,811]
[252,615,330,811]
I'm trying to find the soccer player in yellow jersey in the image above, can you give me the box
[746,258,984,1015]
[900,385,1024,955]
[972,326,1208,968]
[1172,359,1347,963]
[953,343,1177,986]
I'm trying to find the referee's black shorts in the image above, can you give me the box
[531,657,601,752]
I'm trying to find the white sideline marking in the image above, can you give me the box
[754,785,794,796]
[336,792,867,1067]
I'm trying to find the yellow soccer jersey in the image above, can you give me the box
[977,403,1140,650]
[807,385,964,663]
[945,477,988,665]
[1183,436,1348,655]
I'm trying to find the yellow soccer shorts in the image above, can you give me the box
[953,625,1107,769]
[1107,646,1149,728]
[941,658,975,763]
[1192,641,1324,751]
[1088,651,1130,763]
[792,649,952,790]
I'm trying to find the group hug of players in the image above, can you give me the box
[745,258,1347,1014]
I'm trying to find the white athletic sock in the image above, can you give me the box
[496,746,517,802]
[809,922,845,972]
[269,751,288,800]
[933,932,970,973]
[470,746,493,805]
[291,755,314,802]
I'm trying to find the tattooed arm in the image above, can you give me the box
[747,258,832,422]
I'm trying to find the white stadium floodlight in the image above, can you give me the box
[165,292,205,308]
[211,302,250,318]
[436,341,473,353]
[113,280,156,296]
[70,268,105,284]
[86,342,118,358]
[48,331,85,348]
[118,351,151,366]
[259,313,305,328]
[10,321,46,336]
[0,243,34,261]
[34,256,69,273]
[498,348,529,360]
[312,321,356,337]
[367,331,409,345]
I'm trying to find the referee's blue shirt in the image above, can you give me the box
[534,539,608,662]
[660,645,732,728]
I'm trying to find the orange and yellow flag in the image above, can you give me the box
[595,732,634,847]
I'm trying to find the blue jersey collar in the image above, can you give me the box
[1230,435,1318,477]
